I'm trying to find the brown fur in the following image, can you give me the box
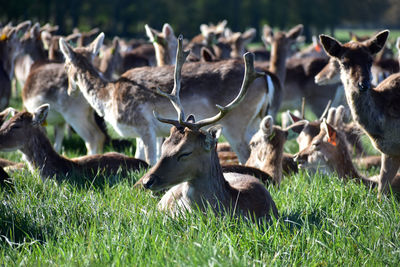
[320,30,400,195]
[0,107,148,181]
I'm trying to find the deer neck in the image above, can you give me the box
[341,71,384,138]
[185,149,231,210]
[331,142,362,180]
[73,61,112,117]
[20,127,74,179]
[269,43,288,83]
[262,141,283,183]
[154,44,174,66]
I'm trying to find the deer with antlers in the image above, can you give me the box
[141,45,278,220]
[60,34,272,165]
[320,30,400,196]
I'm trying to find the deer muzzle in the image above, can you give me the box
[142,173,160,190]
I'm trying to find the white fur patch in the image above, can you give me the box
[266,75,274,107]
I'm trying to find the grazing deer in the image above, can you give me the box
[0,104,148,181]
[141,45,278,220]
[320,30,400,195]
[0,21,31,109]
[60,34,272,165]
[23,33,108,155]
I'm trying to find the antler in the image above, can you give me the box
[319,99,332,121]
[154,35,265,131]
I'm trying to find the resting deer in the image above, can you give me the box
[141,45,278,220]
[0,21,31,109]
[0,104,148,181]
[320,31,400,196]
[23,33,107,154]
[60,34,272,165]
[294,119,400,192]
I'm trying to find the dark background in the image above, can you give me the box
[1,0,399,41]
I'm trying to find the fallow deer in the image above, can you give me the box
[60,34,273,165]
[0,104,148,181]
[23,33,108,155]
[0,21,31,109]
[293,119,400,192]
[145,23,178,67]
[320,31,400,195]
[141,45,278,220]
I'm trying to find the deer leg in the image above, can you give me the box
[53,123,66,153]
[64,107,106,155]
[135,138,146,161]
[139,131,158,165]
[378,153,400,197]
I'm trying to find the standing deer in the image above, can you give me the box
[141,46,278,220]
[23,33,107,155]
[0,21,31,109]
[60,34,272,165]
[0,104,148,181]
[320,30,400,196]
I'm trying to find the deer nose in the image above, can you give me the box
[142,174,158,189]
[358,80,371,91]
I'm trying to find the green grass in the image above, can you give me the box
[1,101,400,265]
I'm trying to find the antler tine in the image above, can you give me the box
[186,52,265,130]
[301,97,305,119]
[319,99,332,121]
[154,35,190,126]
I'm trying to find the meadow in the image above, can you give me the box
[1,95,400,266]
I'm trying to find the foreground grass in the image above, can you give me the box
[1,151,399,265]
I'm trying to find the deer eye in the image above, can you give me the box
[177,152,192,161]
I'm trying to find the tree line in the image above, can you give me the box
[1,0,398,40]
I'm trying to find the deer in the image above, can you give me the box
[22,33,108,155]
[60,34,273,165]
[0,21,31,109]
[293,118,400,193]
[319,30,400,196]
[141,43,279,220]
[0,104,148,181]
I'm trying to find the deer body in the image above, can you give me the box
[320,31,400,195]
[0,105,147,181]
[61,36,270,165]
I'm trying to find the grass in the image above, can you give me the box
[2,94,400,264]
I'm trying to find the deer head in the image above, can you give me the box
[200,20,227,45]
[0,20,31,79]
[145,23,178,66]
[294,119,342,175]
[220,28,256,59]
[142,36,264,191]
[262,24,303,53]
[43,32,82,61]
[0,104,49,152]
[98,36,122,79]
[314,57,341,85]
[320,30,389,92]
[59,32,105,95]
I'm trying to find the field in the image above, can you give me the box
[1,92,400,266]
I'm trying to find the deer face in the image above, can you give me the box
[262,24,303,54]
[0,105,49,152]
[294,120,340,174]
[142,125,221,191]
[315,57,341,85]
[320,30,389,92]
[246,116,287,169]
[145,24,178,65]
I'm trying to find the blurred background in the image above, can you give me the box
[1,0,399,41]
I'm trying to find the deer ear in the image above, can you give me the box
[326,107,336,125]
[365,30,389,55]
[32,104,50,126]
[15,20,31,39]
[200,24,209,36]
[320,34,344,58]
[262,25,273,45]
[89,32,104,56]
[145,24,156,42]
[205,125,222,151]
[241,28,256,44]
[288,111,302,123]
[30,22,41,39]
[200,47,215,62]
[286,120,308,134]
[162,23,175,38]
[186,114,195,123]
[260,115,274,134]
[286,24,303,40]
[321,119,337,146]
[41,31,52,50]
[59,38,75,61]
[111,37,120,54]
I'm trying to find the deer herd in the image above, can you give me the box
[1,19,400,221]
